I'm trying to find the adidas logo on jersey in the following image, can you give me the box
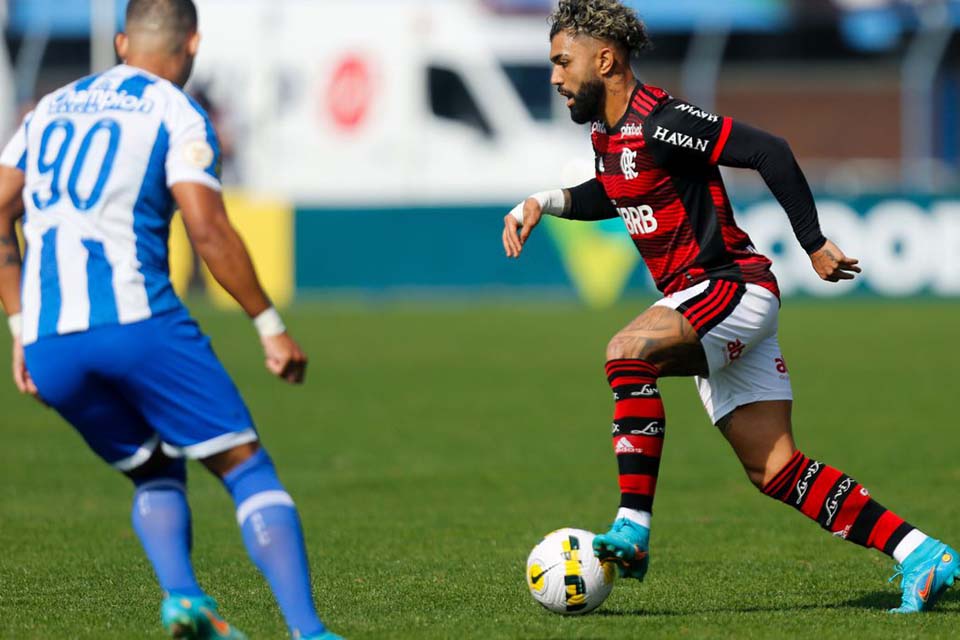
[615,437,642,454]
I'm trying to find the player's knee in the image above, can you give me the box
[744,465,767,490]
[201,441,262,479]
[125,448,186,487]
[606,334,650,362]
[743,457,793,491]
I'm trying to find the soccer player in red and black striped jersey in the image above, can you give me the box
[502,0,957,613]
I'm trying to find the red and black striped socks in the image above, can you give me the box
[606,359,665,526]
[605,360,928,562]
[763,450,928,562]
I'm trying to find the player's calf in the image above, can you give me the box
[129,455,205,599]
[762,451,928,560]
[762,450,959,611]
[216,446,334,639]
[596,358,664,578]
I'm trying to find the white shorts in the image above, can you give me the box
[654,280,793,424]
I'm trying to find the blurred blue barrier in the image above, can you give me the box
[294,197,960,303]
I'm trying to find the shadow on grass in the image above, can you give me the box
[596,588,960,617]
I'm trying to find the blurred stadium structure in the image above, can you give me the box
[3,0,959,304]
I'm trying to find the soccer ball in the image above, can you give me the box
[526,528,616,615]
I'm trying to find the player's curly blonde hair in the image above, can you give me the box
[549,0,651,56]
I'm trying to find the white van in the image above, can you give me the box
[191,0,593,205]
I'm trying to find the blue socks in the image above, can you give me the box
[130,448,325,638]
[131,460,204,597]
[222,448,326,638]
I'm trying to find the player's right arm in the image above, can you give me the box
[502,179,618,258]
[173,183,307,384]
[166,97,306,384]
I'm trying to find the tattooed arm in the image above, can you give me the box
[0,165,24,317]
[0,166,39,399]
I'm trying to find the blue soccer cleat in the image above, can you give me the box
[299,633,345,640]
[592,518,650,581]
[160,595,248,639]
[888,538,960,613]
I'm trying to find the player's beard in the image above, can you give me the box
[568,78,604,125]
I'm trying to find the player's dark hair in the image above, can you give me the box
[125,0,198,38]
[549,0,651,57]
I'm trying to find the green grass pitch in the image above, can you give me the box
[1,299,958,639]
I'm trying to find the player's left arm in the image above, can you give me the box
[0,166,24,317]
[715,122,859,282]
[646,100,860,282]
[0,112,41,399]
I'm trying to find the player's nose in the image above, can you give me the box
[550,66,563,87]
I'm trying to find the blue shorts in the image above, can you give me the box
[24,308,257,471]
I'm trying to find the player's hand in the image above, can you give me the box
[503,197,544,258]
[810,238,861,282]
[260,333,308,384]
[11,337,42,402]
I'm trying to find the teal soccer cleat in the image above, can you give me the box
[888,538,959,613]
[300,633,345,640]
[160,595,248,639]
[592,518,650,581]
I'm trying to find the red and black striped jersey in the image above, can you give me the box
[590,83,780,297]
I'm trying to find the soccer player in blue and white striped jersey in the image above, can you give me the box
[0,1,341,638]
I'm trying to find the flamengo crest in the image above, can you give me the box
[620,148,638,180]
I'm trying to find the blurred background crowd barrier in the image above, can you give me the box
[4,0,959,306]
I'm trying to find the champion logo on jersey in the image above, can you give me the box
[615,437,642,454]
[620,148,638,180]
[50,88,155,115]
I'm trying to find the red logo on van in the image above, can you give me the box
[327,55,373,131]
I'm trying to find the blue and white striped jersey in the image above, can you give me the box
[0,64,221,345]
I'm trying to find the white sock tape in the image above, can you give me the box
[253,307,286,338]
[616,507,652,529]
[7,312,21,340]
[235,490,295,525]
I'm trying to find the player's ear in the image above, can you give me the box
[596,45,615,76]
[115,33,129,60]
[186,31,201,57]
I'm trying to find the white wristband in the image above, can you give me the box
[7,312,21,340]
[253,307,286,338]
[509,189,565,224]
